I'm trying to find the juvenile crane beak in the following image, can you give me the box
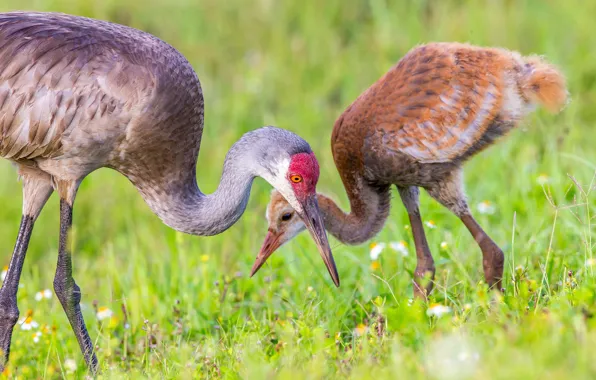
[250,195,340,287]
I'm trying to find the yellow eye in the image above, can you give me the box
[290,175,303,183]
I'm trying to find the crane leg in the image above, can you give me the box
[398,186,435,299]
[53,196,98,373]
[0,173,52,371]
[425,169,504,291]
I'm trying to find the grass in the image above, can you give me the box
[1,0,596,378]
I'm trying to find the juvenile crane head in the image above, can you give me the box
[250,189,311,278]
[244,127,339,286]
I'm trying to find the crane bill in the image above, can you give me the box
[250,230,282,277]
[250,195,340,287]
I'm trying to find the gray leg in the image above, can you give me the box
[53,198,98,372]
[398,186,435,299]
[0,172,52,371]
[0,216,34,369]
[425,169,504,290]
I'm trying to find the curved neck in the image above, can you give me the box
[135,150,256,237]
[317,178,390,245]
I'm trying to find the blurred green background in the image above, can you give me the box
[0,0,595,378]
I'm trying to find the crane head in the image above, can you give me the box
[250,187,323,283]
[240,127,338,286]
[251,152,339,287]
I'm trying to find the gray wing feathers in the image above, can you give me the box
[0,12,157,160]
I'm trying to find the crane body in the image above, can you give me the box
[0,12,337,372]
[252,42,568,298]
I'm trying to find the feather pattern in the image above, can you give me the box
[0,12,160,162]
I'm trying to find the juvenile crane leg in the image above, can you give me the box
[425,169,504,290]
[398,186,435,299]
[0,174,52,370]
[460,214,504,290]
[53,193,98,373]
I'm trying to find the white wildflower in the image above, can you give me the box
[32,331,42,343]
[426,304,452,318]
[19,316,39,330]
[96,306,113,321]
[389,241,409,256]
[35,289,53,301]
[476,200,496,215]
[440,241,449,250]
[537,174,550,186]
[369,242,386,260]
[425,220,437,229]
[586,258,596,267]
[64,358,77,374]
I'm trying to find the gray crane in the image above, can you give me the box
[0,11,338,373]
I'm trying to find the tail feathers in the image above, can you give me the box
[520,56,569,113]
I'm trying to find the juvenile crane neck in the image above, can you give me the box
[317,179,390,245]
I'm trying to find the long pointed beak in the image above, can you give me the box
[250,196,340,287]
[250,230,284,277]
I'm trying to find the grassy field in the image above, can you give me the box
[1,0,595,378]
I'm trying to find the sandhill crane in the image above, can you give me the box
[250,42,568,298]
[0,11,338,373]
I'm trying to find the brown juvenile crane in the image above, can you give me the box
[0,12,338,373]
[250,42,568,297]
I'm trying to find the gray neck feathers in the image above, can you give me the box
[144,138,257,236]
[137,127,310,236]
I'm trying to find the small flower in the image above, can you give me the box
[586,258,596,267]
[96,307,113,321]
[19,316,39,330]
[389,240,409,256]
[64,358,77,374]
[370,261,381,271]
[440,241,449,250]
[307,286,314,292]
[476,200,496,215]
[1,265,7,281]
[407,298,414,306]
[464,303,472,311]
[425,220,437,229]
[200,255,209,262]
[35,289,53,301]
[426,303,452,318]
[537,174,550,186]
[404,225,410,231]
[369,242,386,260]
[353,323,369,337]
[32,331,42,343]
[124,323,131,329]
